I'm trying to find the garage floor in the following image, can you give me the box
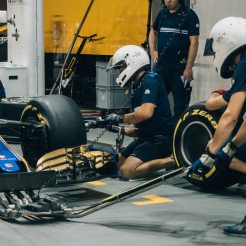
[1,130,245,246]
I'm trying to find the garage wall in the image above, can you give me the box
[191,0,246,104]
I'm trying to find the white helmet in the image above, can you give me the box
[209,17,246,78]
[107,45,150,87]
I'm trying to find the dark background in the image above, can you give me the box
[0,0,7,9]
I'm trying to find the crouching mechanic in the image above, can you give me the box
[106,45,175,180]
[188,17,246,236]
[222,118,246,237]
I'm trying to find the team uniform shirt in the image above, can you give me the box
[222,51,246,162]
[223,51,246,121]
[153,5,200,67]
[131,72,174,138]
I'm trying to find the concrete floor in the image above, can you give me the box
[0,131,245,246]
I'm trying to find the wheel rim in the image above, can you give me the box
[181,121,213,166]
[21,116,48,168]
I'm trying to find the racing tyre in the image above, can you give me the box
[20,95,87,168]
[173,101,241,189]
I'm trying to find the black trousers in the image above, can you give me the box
[153,65,192,123]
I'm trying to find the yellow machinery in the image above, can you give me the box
[0,24,7,35]
[44,0,148,56]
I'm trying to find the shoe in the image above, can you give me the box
[96,161,118,177]
[238,175,246,185]
[223,216,246,237]
[236,183,246,198]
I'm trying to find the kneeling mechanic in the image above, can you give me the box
[106,45,175,180]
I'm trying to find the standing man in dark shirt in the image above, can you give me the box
[106,45,174,180]
[149,0,199,123]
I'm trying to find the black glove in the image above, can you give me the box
[104,113,124,125]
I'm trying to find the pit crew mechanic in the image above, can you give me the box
[106,45,174,180]
[148,0,199,123]
[191,17,246,175]
[222,117,246,237]
[189,16,246,236]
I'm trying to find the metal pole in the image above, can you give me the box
[70,167,186,218]
[50,0,95,94]
[141,0,152,50]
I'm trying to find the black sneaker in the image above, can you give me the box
[96,161,118,177]
[223,216,246,237]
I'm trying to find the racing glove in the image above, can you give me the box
[190,148,216,175]
[216,142,237,168]
[88,117,104,128]
[104,113,124,125]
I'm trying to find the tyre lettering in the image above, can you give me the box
[189,173,203,181]
[31,106,37,111]
[21,105,45,124]
[191,109,218,129]
[211,121,218,129]
[182,112,189,121]
[20,105,32,118]
[191,109,200,115]
[198,110,207,117]
[29,106,45,124]
[205,165,216,178]
[205,114,213,121]
[37,113,45,124]
[22,105,32,112]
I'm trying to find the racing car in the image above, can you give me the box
[0,94,244,220]
[0,95,121,220]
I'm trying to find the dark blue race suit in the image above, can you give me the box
[121,72,174,162]
[222,51,246,162]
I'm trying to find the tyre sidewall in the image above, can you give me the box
[173,102,240,189]
[20,95,87,166]
[173,102,221,168]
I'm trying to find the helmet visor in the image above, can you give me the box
[107,58,126,70]
[106,58,127,76]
